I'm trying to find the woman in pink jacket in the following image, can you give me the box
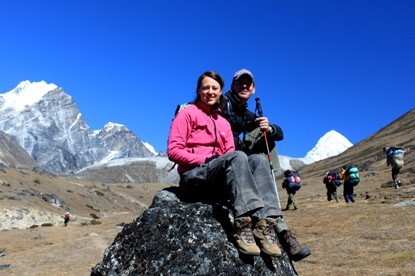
[167,71,310,261]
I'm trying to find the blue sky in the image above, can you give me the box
[1,1,414,157]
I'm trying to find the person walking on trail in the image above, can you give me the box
[323,171,341,202]
[282,170,302,210]
[220,68,283,174]
[383,146,405,189]
[340,165,360,203]
[167,71,310,262]
[64,212,71,227]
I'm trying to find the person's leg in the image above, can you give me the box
[333,188,339,202]
[180,151,264,255]
[392,167,401,188]
[247,154,281,218]
[246,154,310,261]
[180,151,264,217]
[241,154,282,256]
[344,185,350,203]
[289,191,297,210]
[350,186,355,203]
[285,191,291,210]
[326,184,332,201]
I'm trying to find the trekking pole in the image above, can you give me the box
[255,97,281,209]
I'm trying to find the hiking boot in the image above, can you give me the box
[233,217,260,256]
[252,218,281,257]
[279,230,311,262]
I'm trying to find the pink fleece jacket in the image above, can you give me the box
[167,101,235,174]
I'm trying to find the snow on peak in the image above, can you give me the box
[305,130,353,161]
[143,142,157,155]
[1,80,58,111]
[103,122,126,131]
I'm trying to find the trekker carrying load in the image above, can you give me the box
[383,146,405,189]
[64,212,71,227]
[282,169,302,210]
[323,171,342,202]
[340,164,360,203]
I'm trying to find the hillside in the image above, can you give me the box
[0,108,414,275]
[278,108,415,275]
[0,168,172,274]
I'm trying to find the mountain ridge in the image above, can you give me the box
[0,81,154,177]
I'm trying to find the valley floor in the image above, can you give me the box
[0,180,414,275]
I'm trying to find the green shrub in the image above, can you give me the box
[41,223,53,227]
[90,220,102,225]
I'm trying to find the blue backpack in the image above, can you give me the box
[324,171,342,187]
[283,170,302,191]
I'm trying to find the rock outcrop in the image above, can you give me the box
[91,188,297,275]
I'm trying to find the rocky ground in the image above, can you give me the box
[0,164,414,275]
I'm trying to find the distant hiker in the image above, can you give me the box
[167,71,310,261]
[323,170,342,202]
[220,68,283,174]
[282,169,302,210]
[340,165,360,203]
[64,212,71,227]
[383,146,405,189]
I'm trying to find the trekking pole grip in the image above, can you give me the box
[255,98,263,117]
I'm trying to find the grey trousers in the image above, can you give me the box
[179,151,284,221]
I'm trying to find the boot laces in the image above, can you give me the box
[263,220,277,244]
[284,230,301,251]
[239,220,255,243]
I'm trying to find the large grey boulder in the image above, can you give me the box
[91,187,297,275]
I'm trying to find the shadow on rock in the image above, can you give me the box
[91,187,297,275]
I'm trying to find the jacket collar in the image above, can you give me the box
[225,90,248,111]
[196,100,220,116]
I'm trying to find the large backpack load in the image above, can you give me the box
[283,169,302,192]
[345,166,360,186]
[385,147,405,169]
[324,171,342,187]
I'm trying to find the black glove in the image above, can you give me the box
[205,155,220,164]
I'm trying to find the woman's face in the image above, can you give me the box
[198,76,222,106]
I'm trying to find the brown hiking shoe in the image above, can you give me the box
[233,217,260,256]
[252,218,282,257]
[279,230,311,262]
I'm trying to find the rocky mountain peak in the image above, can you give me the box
[0,81,154,176]
[1,80,58,111]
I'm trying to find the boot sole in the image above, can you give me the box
[260,248,281,257]
[238,249,260,256]
[291,247,311,262]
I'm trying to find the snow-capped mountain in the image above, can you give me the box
[278,130,353,172]
[304,130,353,162]
[0,81,155,174]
